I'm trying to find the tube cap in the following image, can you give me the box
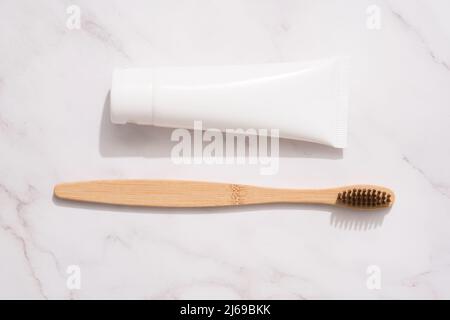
[110,68,153,125]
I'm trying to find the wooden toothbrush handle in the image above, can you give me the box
[53,180,338,207]
[54,180,394,209]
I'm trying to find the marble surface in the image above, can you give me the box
[1,0,450,299]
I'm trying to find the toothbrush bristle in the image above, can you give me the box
[337,188,393,208]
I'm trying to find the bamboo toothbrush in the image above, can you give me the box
[54,180,394,210]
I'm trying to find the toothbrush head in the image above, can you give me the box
[337,187,394,209]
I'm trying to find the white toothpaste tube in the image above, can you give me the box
[110,57,349,148]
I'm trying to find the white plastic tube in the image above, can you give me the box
[111,58,349,148]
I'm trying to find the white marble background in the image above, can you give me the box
[1,0,450,299]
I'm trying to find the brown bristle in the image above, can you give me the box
[336,187,394,208]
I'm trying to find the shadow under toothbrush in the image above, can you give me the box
[52,195,389,231]
[99,92,343,160]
